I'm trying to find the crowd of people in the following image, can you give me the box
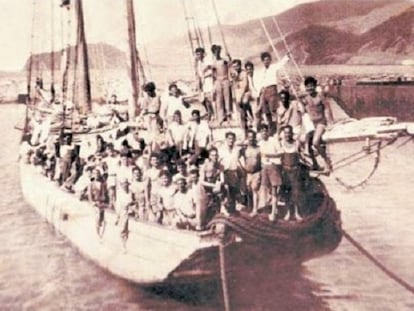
[22,45,336,239]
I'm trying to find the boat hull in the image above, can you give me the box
[20,161,342,285]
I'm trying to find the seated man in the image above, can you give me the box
[184,109,213,166]
[174,176,197,229]
[198,147,225,228]
[155,171,176,226]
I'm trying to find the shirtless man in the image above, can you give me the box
[245,61,261,129]
[280,125,304,221]
[211,44,232,124]
[144,153,162,222]
[198,147,225,229]
[276,90,304,138]
[258,124,283,221]
[130,166,147,220]
[230,59,251,137]
[300,76,334,173]
[104,143,118,207]
[240,130,262,216]
[115,177,134,246]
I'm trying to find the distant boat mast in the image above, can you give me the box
[126,0,142,117]
[74,0,92,113]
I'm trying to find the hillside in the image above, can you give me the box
[24,43,127,71]
[23,0,414,74]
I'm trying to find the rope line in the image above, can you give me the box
[211,0,230,59]
[258,18,298,98]
[342,229,414,295]
[219,242,231,311]
[271,16,303,80]
[332,137,399,190]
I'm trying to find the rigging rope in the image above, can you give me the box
[219,241,231,311]
[50,0,56,102]
[332,136,401,190]
[341,228,414,295]
[271,16,303,81]
[61,4,72,103]
[211,0,231,59]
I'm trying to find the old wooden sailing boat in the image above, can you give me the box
[19,0,342,286]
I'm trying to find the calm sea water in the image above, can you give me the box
[1,104,414,310]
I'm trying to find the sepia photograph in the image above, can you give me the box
[1,0,414,310]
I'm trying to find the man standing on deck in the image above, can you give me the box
[240,130,262,216]
[257,52,290,134]
[245,61,261,130]
[211,44,232,124]
[276,90,304,138]
[230,59,252,137]
[194,47,215,121]
[299,76,334,173]
[218,131,244,214]
[258,124,283,221]
[139,82,161,133]
[88,169,108,237]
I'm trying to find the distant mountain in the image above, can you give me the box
[24,43,127,71]
[22,0,414,73]
[147,0,414,68]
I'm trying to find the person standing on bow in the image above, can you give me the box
[257,52,290,134]
[239,129,262,217]
[211,44,232,125]
[218,131,244,214]
[299,76,334,173]
[258,124,283,222]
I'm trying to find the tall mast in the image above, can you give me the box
[74,0,92,113]
[126,0,141,117]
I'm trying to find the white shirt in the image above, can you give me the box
[259,55,289,90]
[175,191,195,217]
[161,95,188,122]
[259,136,282,165]
[219,145,241,170]
[168,122,187,146]
[185,121,212,149]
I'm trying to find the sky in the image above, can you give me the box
[0,0,317,71]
